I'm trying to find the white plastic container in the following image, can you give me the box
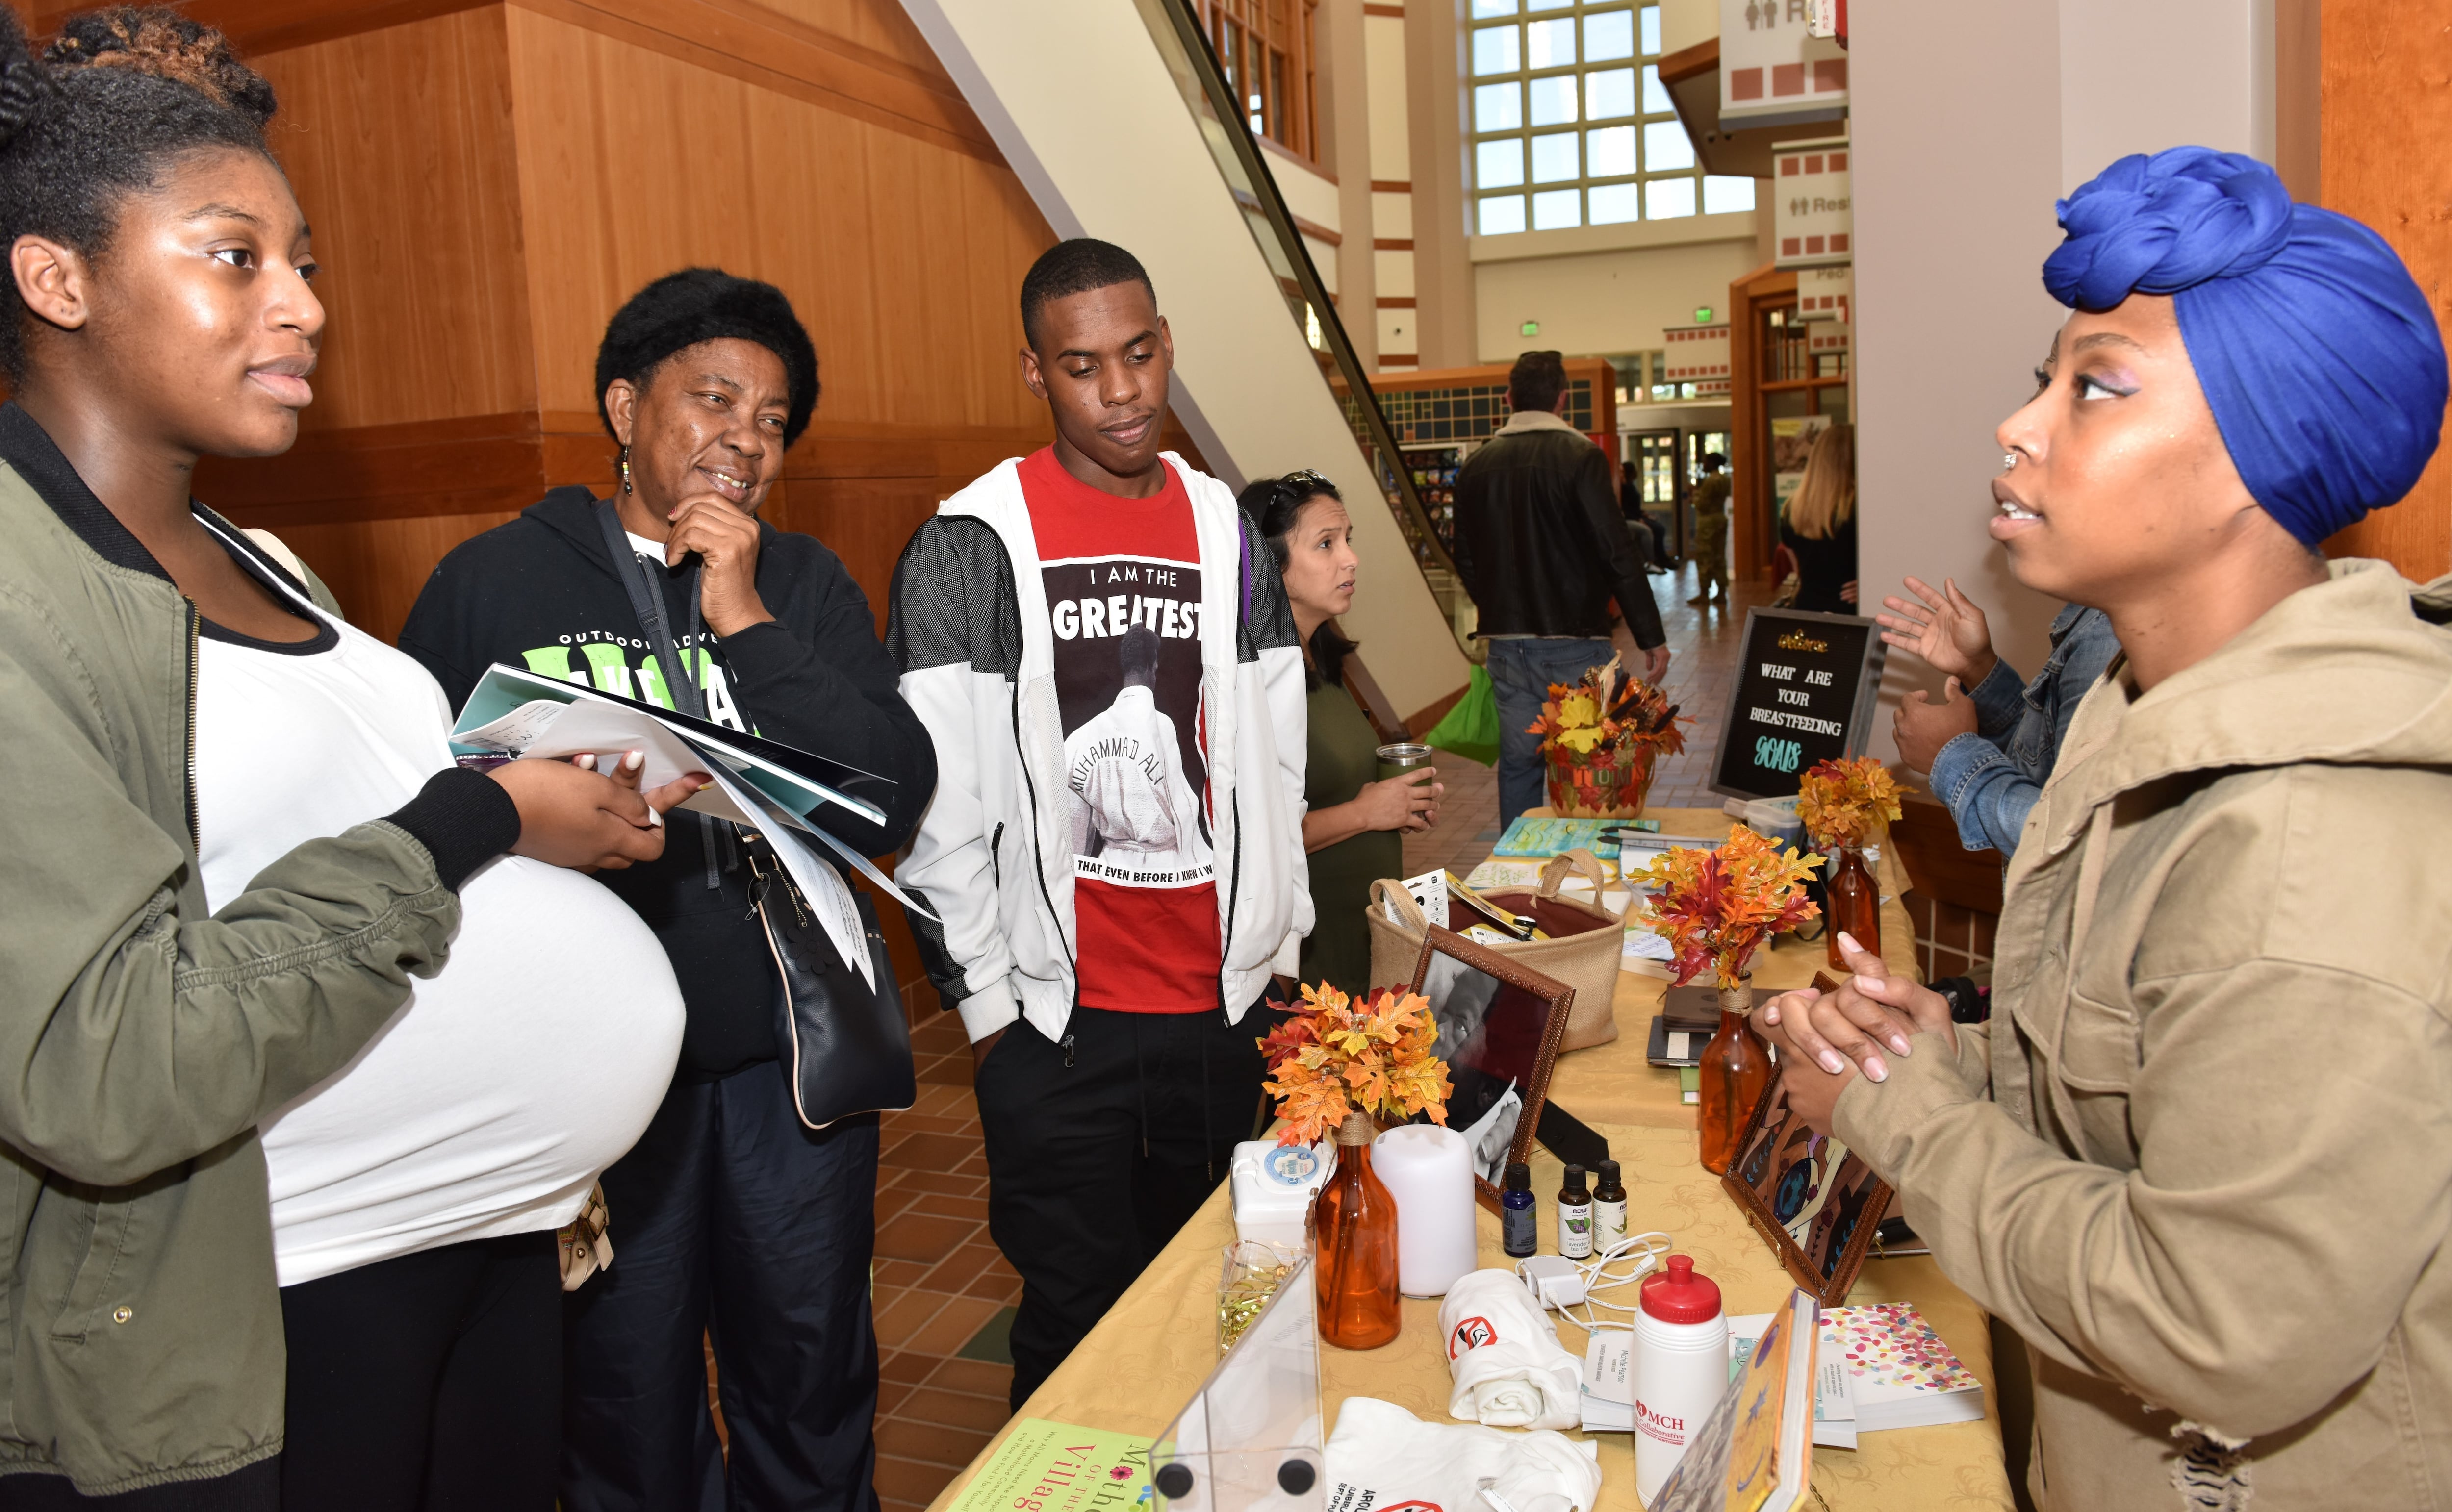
[1633,1253,1728,1503]
[1228,1139,1332,1248]
[1724,794,1806,851]
[1371,1124,1478,1297]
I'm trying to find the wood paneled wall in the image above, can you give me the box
[152,0,1083,643]
[2320,0,2452,580]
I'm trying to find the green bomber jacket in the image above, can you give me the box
[0,403,507,1496]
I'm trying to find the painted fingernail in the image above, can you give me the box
[1838,931,1863,955]
[648,807,664,828]
[1762,1003,1780,1024]
[622,750,644,772]
[1818,1050,1844,1074]
[1865,1056,1888,1082]
[1855,974,1884,994]
[1888,1034,1912,1056]
[575,753,596,770]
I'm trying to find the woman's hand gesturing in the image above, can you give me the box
[1877,576,1996,685]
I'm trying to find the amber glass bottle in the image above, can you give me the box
[1315,1111,1402,1349]
[1825,846,1881,968]
[1697,984,1770,1174]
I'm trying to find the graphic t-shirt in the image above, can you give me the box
[1020,446,1223,1013]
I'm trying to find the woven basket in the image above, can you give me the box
[1366,849,1625,1052]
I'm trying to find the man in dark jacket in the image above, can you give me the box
[401,271,934,1512]
[1453,350,1670,825]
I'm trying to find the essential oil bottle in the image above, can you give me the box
[1592,1159,1628,1251]
[1501,1161,1537,1258]
[1557,1163,1594,1260]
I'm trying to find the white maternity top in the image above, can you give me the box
[191,530,684,1286]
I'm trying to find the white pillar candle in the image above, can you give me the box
[1372,1125,1478,1298]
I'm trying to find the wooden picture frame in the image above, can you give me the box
[1405,926,1577,1216]
[1720,976,1893,1305]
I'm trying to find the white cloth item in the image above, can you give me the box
[1438,1268,1584,1431]
[1326,1397,1601,1512]
[192,556,683,1285]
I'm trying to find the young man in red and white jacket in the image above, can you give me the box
[888,240,1309,1409]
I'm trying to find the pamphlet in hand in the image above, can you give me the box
[450,662,893,829]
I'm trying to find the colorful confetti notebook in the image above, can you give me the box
[1820,1303,1986,1432]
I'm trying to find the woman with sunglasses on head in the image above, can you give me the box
[1759,149,2452,1507]
[1240,471,1441,996]
[0,10,697,1506]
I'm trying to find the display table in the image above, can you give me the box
[922,807,2011,1512]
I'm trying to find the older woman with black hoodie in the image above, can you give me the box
[400,270,934,1512]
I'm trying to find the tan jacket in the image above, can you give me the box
[1836,560,2452,1510]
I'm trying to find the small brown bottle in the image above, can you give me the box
[1591,1159,1628,1251]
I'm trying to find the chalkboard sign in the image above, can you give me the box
[1710,608,1888,802]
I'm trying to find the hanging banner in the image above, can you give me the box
[1773,137,1851,268]
[1721,0,1849,129]
[1661,323,1731,395]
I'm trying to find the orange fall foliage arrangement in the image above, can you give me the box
[1796,756,1903,851]
[1634,824,1821,990]
[1258,983,1455,1146]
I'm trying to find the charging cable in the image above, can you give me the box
[1513,1232,1673,1335]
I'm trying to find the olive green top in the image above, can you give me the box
[1303,678,1404,995]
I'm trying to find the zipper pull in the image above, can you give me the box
[1061,1034,1076,1069]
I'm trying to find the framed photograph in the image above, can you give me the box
[1406,926,1576,1215]
[1721,976,1893,1305]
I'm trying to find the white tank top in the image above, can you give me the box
[190,528,684,1286]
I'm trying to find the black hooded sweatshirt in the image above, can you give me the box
[399,487,935,1079]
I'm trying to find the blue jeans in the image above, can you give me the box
[1486,636,1617,827]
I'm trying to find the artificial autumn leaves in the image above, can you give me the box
[1634,825,1821,991]
[1797,755,1902,851]
[1259,983,1455,1147]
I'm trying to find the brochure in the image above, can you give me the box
[947,1418,1152,1512]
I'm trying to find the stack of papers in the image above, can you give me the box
[448,663,932,987]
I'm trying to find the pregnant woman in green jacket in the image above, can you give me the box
[1240,472,1442,996]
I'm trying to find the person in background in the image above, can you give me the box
[1452,350,1670,827]
[1762,148,2452,1509]
[401,270,934,1512]
[0,9,687,1504]
[1617,457,1670,573]
[1878,576,2119,857]
[889,239,1309,1411]
[1686,450,1731,605]
[1779,422,1859,613]
[1241,470,1442,997]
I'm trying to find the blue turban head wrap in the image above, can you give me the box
[2042,147,2448,546]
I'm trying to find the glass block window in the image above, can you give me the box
[1469,1,1734,234]
[1196,0,1321,161]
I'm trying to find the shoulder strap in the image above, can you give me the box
[594,501,705,720]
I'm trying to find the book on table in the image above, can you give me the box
[1650,1288,1818,1512]
[1729,1301,1984,1448]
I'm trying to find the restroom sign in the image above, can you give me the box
[1774,137,1851,268]
[1721,0,1849,128]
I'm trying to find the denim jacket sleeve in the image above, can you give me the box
[1966,653,2028,744]
[1928,731,2036,854]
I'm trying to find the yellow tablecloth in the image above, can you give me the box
[925,1120,2013,1512]
[922,806,2009,1512]
[1546,807,1920,1131]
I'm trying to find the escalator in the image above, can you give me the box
[896,0,1472,721]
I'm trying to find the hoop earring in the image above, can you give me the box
[619,447,635,494]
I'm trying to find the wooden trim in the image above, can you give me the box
[1362,3,1405,16]
[1373,237,1415,251]
[1370,179,1413,194]
[1405,682,1469,737]
[1657,35,1718,87]
[1259,132,1331,180]
[511,0,1001,162]
[1376,354,1421,368]
[1726,260,1796,582]
[1291,214,1345,246]
[1375,295,1418,308]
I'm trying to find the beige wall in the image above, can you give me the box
[1852,0,2276,759]
[1471,224,1760,362]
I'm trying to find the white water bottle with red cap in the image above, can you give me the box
[1634,1253,1728,1502]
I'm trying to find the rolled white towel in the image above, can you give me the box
[1325,1398,1602,1512]
[1437,1268,1582,1431]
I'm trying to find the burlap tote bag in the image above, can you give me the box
[1365,849,1627,1051]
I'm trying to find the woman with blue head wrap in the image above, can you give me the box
[1758,148,2452,1509]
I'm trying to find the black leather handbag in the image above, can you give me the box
[595,501,915,1128]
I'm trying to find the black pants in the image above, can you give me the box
[560,1060,881,1512]
[279,1229,562,1512]
[975,1001,1279,1411]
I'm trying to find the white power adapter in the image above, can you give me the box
[1518,1255,1588,1310]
